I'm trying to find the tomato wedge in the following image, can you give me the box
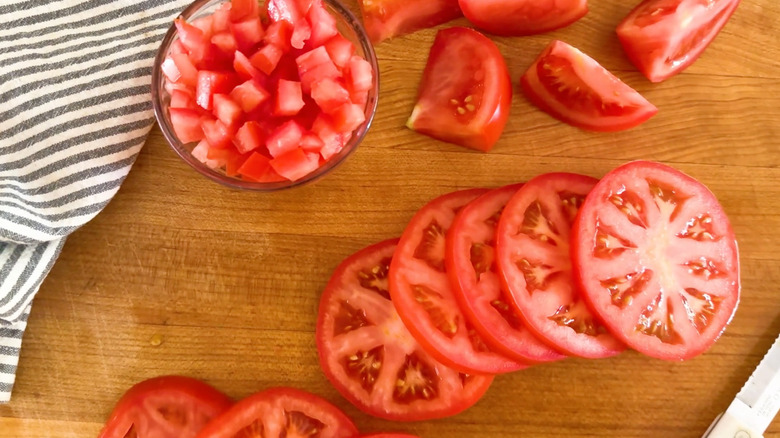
[99,376,233,438]
[195,387,358,438]
[496,173,626,359]
[389,190,527,374]
[357,0,462,43]
[617,0,741,83]
[521,40,657,132]
[446,184,568,364]
[572,161,740,361]
[459,0,588,36]
[407,28,511,152]
[317,239,494,421]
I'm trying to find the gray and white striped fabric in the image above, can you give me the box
[0,0,190,402]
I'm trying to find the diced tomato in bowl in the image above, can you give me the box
[151,0,379,191]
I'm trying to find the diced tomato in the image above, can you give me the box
[330,103,365,132]
[212,93,243,126]
[174,19,217,66]
[230,79,270,113]
[270,148,320,181]
[233,51,261,80]
[358,0,462,43]
[266,0,304,24]
[201,118,234,149]
[264,21,294,52]
[310,78,350,113]
[191,16,215,40]
[250,44,284,75]
[170,90,197,109]
[312,114,347,160]
[207,146,250,177]
[171,53,199,87]
[196,71,237,110]
[307,0,339,46]
[300,133,325,153]
[230,0,259,22]
[345,56,373,93]
[297,46,340,91]
[212,4,232,33]
[233,121,266,154]
[232,17,265,52]
[170,39,187,56]
[161,57,182,83]
[169,108,205,144]
[237,152,281,182]
[266,120,304,157]
[191,140,227,169]
[324,34,355,69]
[211,31,238,54]
[291,19,312,49]
[275,80,305,116]
[351,89,368,108]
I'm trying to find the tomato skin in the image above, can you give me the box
[572,161,741,361]
[617,0,741,83]
[521,40,657,132]
[358,0,462,43]
[459,0,587,36]
[99,376,233,438]
[195,387,358,438]
[408,27,511,153]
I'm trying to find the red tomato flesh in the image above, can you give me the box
[617,0,741,83]
[459,0,588,36]
[496,173,626,359]
[407,27,511,153]
[357,0,462,43]
[572,161,740,360]
[317,239,494,421]
[521,40,658,132]
[446,184,568,364]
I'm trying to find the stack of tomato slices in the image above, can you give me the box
[160,0,374,183]
[316,160,740,421]
[98,375,422,438]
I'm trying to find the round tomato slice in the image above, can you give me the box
[446,184,567,364]
[496,173,626,359]
[572,161,740,361]
[459,0,587,36]
[617,0,741,83]
[99,376,233,438]
[389,189,527,374]
[407,27,512,152]
[195,387,358,438]
[521,40,658,132]
[317,239,494,422]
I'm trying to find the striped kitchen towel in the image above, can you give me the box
[0,0,191,402]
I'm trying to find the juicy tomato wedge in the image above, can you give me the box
[521,40,658,132]
[195,387,358,438]
[446,184,568,364]
[389,190,527,374]
[407,27,511,152]
[459,0,587,36]
[572,161,740,361]
[357,0,462,43]
[317,239,494,422]
[496,173,626,359]
[98,376,233,438]
[617,0,741,83]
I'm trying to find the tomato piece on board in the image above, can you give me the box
[357,0,462,43]
[195,387,358,438]
[521,40,658,132]
[407,28,511,153]
[389,189,527,374]
[317,239,494,422]
[459,0,587,36]
[495,173,625,358]
[98,375,232,438]
[572,161,740,361]
[617,0,741,83]
[446,184,568,364]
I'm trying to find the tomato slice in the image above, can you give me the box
[357,0,462,43]
[389,189,527,374]
[99,376,233,438]
[407,28,511,153]
[617,0,741,83]
[195,387,358,438]
[446,184,568,364]
[496,173,626,359]
[572,161,740,360]
[317,239,494,421]
[520,40,658,132]
[459,0,587,36]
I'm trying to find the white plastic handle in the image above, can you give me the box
[703,400,764,438]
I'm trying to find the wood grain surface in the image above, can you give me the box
[2,0,779,437]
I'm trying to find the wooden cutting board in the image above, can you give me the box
[2,1,780,437]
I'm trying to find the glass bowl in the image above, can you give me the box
[151,0,379,191]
